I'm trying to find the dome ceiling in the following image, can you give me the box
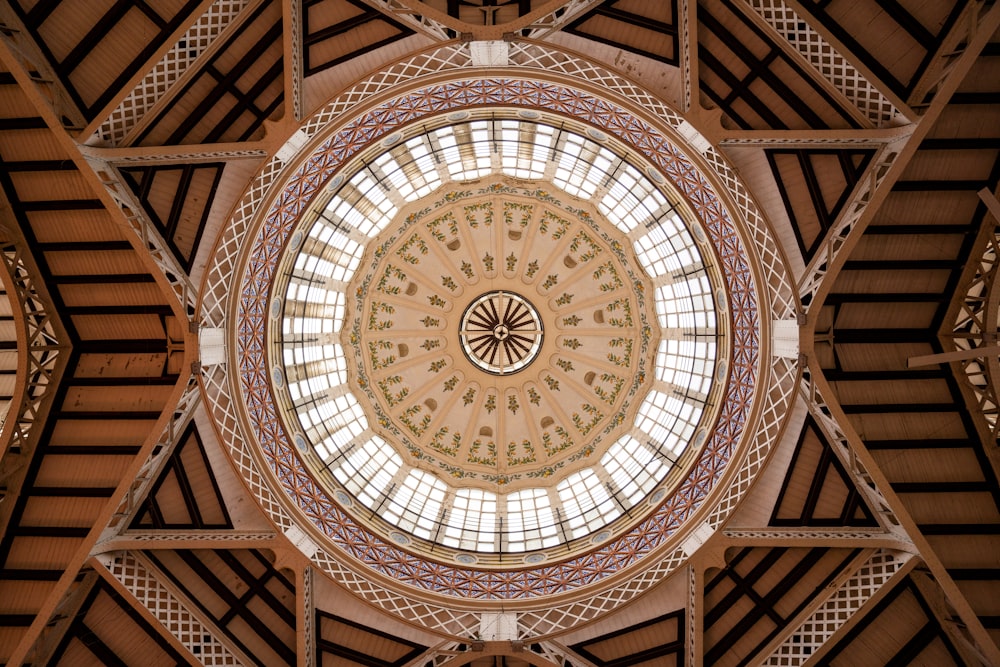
[2,0,997,664]
[211,69,789,616]
[270,112,728,560]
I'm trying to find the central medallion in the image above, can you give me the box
[460,291,543,375]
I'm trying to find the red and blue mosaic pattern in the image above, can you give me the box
[237,78,760,599]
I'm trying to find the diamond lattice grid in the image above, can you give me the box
[746,0,900,127]
[107,552,241,665]
[93,0,249,146]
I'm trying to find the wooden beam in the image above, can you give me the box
[803,361,1000,664]
[910,569,994,666]
[908,344,1000,368]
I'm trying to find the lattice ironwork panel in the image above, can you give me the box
[763,550,912,665]
[952,226,1000,438]
[0,233,68,457]
[101,551,241,665]
[745,0,901,127]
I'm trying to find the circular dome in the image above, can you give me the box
[269,111,722,561]
[206,66,791,615]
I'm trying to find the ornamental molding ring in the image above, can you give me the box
[199,42,796,632]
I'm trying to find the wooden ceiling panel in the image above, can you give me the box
[915,637,979,665]
[34,453,137,490]
[697,0,861,130]
[9,0,203,120]
[303,0,414,76]
[955,579,1000,630]
[49,418,157,447]
[58,282,171,309]
[567,609,684,667]
[133,423,232,530]
[771,418,876,527]
[62,8,161,107]
[703,547,861,665]
[0,87,44,119]
[5,536,81,570]
[849,233,967,261]
[141,470,198,526]
[309,17,410,73]
[926,535,1000,571]
[565,0,678,66]
[832,342,934,373]
[844,411,970,443]
[0,580,55,614]
[134,1,284,147]
[902,147,1000,181]
[901,490,1000,526]
[59,585,167,665]
[33,438,146,480]
[73,351,170,381]
[22,209,122,244]
[51,640,105,667]
[146,549,297,666]
[822,578,964,666]
[0,371,14,398]
[6,170,95,204]
[61,384,176,414]
[433,0,533,24]
[766,149,875,262]
[0,128,66,161]
[871,190,982,229]
[20,496,108,530]
[68,313,172,342]
[30,1,122,63]
[871,446,986,484]
[954,47,1000,102]
[793,0,968,103]
[49,580,188,667]
[119,163,225,270]
[832,302,939,330]
[831,378,953,408]
[44,248,149,277]
[831,268,953,295]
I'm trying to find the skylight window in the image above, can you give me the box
[445,488,498,550]
[557,469,620,537]
[601,435,667,505]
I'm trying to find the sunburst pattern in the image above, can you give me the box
[460,291,543,375]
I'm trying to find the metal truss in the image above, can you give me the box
[0,221,70,549]
[96,550,246,666]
